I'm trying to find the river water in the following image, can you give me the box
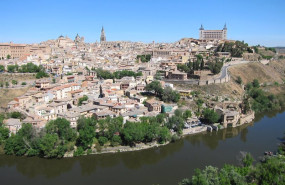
[1,110,285,185]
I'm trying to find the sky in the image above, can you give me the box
[1,0,284,46]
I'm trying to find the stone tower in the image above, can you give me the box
[199,24,204,40]
[223,23,227,40]
[75,33,80,43]
[100,26,106,43]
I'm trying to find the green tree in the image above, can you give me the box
[145,81,163,96]
[76,117,96,150]
[183,110,192,120]
[7,65,16,73]
[4,124,35,156]
[252,79,260,88]
[36,71,49,79]
[122,121,145,145]
[136,55,151,62]
[78,95,88,106]
[12,80,18,85]
[253,156,285,185]
[236,76,243,84]
[10,112,23,119]
[98,136,108,146]
[105,116,123,140]
[242,153,253,167]
[162,87,180,103]
[39,133,60,158]
[45,118,76,142]
[202,108,220,124]
[73,146,85,157]
[0,126,9,144]
[208,61,223,74]
[158,126,171,143]
[0,65,4,72]
[111,135,122,146]
[21,82,27,85]
[166,115,184,133]
[7,54,11,59]
[196,98,204,113]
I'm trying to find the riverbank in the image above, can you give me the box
[65,113,255,158]
[1,108,285,185]
[65,127,210,158]
[64,141,170,157]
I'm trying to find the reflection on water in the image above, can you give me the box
[0,122,254,178]
[185,122,253,150]
[0,139,185,178]
[0,108,285,185]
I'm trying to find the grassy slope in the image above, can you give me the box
[0,87,29,108]
[0,73,36,83]
[229,62,284,85]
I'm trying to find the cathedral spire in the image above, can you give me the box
[100,26,106,42]
[199,24,204,30]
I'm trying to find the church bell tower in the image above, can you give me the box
[100,26,106,43]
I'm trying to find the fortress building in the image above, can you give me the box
[199,24,227,40]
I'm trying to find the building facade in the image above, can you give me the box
[199,24,227,40]
[0,43,29,59]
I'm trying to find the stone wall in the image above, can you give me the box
[240,111,255,125]
[163,72,231,86]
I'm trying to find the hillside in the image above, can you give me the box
[229,61,284,85]
[0,87,29,108]
[175,60,285,104]
[0,73,36,84]
[258,48,276,57]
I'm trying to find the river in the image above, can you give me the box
[1,109,285,185]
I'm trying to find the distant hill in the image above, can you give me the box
[274,47,285,54]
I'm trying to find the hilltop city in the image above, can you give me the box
[0,24,283,157]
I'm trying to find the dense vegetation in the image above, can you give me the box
[0,109,192,158]
[201,108,220,124]
[0,65,4,72]
[177,55,223,75]
[4,118,76,158]
[5,63,49,79]
[179,132,285,185]
[177,55,205,74]
[245,79,285,113]
[216,41,252,57]
[146,81,180,103]
[95,68,142,79]
[136,54,151,63]
[208,60,223,75]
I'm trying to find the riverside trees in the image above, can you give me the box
[1,111,191,158]
[4,118,76,158]
[0,107,194,158]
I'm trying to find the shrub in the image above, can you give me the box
[98,136,108,146]
[171,134,180,142]
[73,147,85,157]
[111,135,122,146]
